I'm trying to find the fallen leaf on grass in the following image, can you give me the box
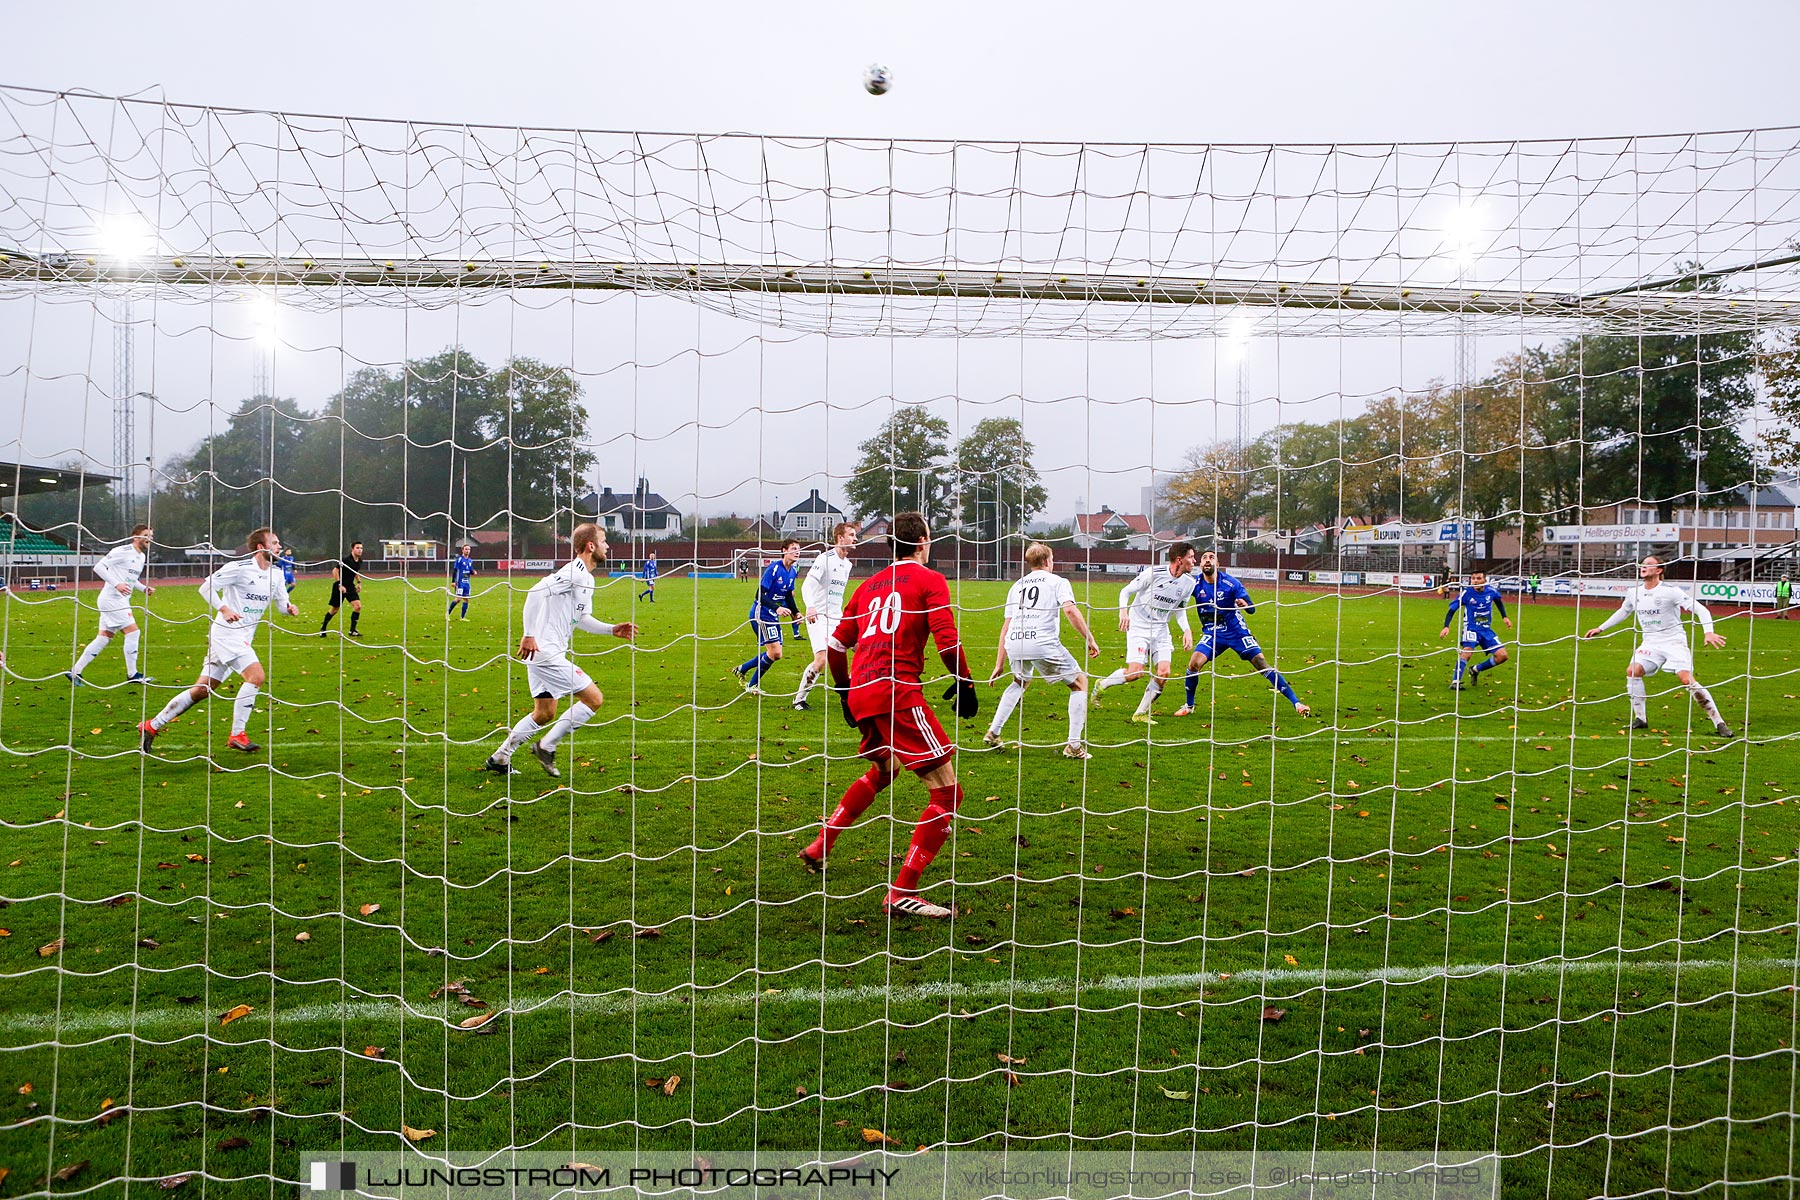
[997,1053,1027,1065]
[1158,1086,1192,1100]
[401,1125,436,1143]
[635,928,662,939]
[215,1137,250,1151]
[184,854,207,863]
[138,938,160,950]
[358,903,380,916]
[38,938,64,958]
[662,1075,681,1096]
[219,1004,253,1026]
[1261,1007,1286,1023]
[459,996,488,1010]
[1282,953,1298,966]
[158,1173,193,1190]
[1005,1072,1020,1088]
[17,1083,31,1094]
[53,1161,87,1183]
[458,1010,496,1029]
[294,932,311,943]
[590,929,615,944]
[532,966,550,975]
[363,1046,385,1059]
[643,1077,663,1090]
[861,1129,902,1146]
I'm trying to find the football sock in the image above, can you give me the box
[538,701,595,751]
[1133,676,1163,716]
[320,611,335,631]
[805,766,888,860]
[736,653,762,677]
[1184,669,1200,707]
[73,634,109,675]
[1067,688,1088,744]
[1685,681,1722,723]
[1452,658,1468,682]
[794,664,819,704]
[460,601,469,618]
[747,653,775,685]
[893,783,962,894]
[1472,655,1499,674]
[349,609,360,632]
[1626,676,1647,721]
[150,688,198,731]
[122,630,140,675]
[988,681,1026,735]
[1095,668,1126,694]
[230,682,259,736]
[497,714,542,761]
[1261,668,1299,705]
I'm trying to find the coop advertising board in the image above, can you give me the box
[1541,523,1681,543]
[1538,577,1778,604]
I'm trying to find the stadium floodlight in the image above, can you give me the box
[249,291,280,349]
[1440,200,1487,271]
[1221,313,1254,361]
[95,213,154,263]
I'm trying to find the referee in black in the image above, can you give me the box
[321,540,366,638]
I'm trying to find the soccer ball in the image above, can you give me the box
[863,64,892,96]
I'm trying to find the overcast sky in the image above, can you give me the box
[4,1,1798,536]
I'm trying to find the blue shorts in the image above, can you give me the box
[454,581,471,597]
[751,615,785,646]
[1196,625,1262,663]
[1461,626,1503,652]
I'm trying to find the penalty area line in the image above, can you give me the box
[7,955,1793,1038]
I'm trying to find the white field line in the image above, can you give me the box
[5,956,1793,1038]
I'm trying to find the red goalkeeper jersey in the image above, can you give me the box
[832,559,966,721]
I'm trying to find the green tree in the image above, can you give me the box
[1757,324,1800,470]
[845,408,953,524]
[1161,440,1258,539]
[954,417,1049,545]
[1566,329,1756,521]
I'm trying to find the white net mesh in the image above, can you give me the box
[2,87,1798,1197]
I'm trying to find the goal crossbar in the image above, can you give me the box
[5,252,1795,327]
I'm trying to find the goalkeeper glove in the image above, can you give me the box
[942,678,980,720]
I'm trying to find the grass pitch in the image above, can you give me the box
[0,572,1796,1196]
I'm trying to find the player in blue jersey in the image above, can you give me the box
[447,545,476,619]
[638,552,658,603]
[1174,550,1311,717]
[1439,570,1513,689]
[276,547,297,599]
[735,538,801,694]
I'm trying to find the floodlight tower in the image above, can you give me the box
[99,216,152,528]
[1443,202,1485,577]
[1224,315,1253,551]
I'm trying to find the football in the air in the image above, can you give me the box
[863,64,892,96]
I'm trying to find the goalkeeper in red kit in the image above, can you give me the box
[802,511,980,919]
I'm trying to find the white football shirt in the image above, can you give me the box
[200,559,290,634]
[522,559,605,659]
[1605,582,1714,647]
[1120,565,1194,633]
[800,549,853,621]
[94,543,147,611]
[1004,569,1075,643]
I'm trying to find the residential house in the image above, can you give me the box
[1071,506,1152,551]
[778,489,847,538]
[582,478,683,541]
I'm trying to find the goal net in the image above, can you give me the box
[2,88,1798,1196]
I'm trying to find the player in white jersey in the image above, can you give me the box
[139,527,298,755]
[792,520,857,711]
[1583,555,1732,737]
[486,522,638,777]
[69,524,156,685]
[1092,541,1197,725]
[983,543,1101,758]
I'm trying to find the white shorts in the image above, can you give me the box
[804,613,839,654]
[1125,624,1174,667]
[1632,642,1694,677]
[1007,639,1082,685]
[97,604,137,634]
[201,628,259,681]
[526,654,593,699]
